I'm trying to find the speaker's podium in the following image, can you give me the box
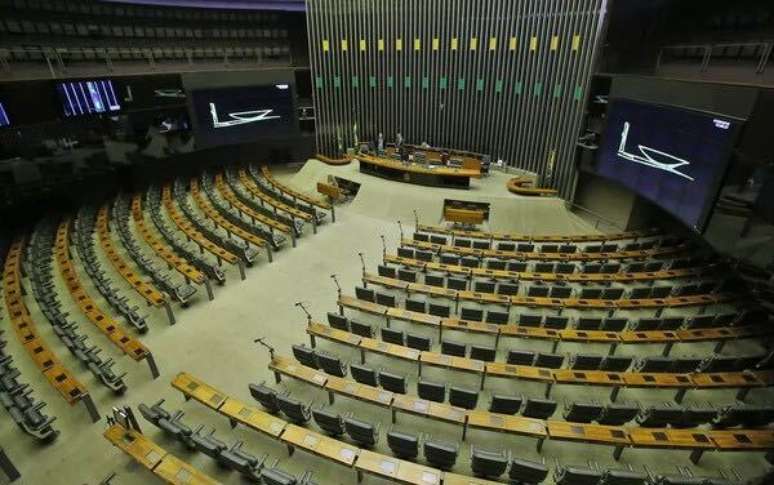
[356,153,481,189]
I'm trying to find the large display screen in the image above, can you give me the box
[57,79,121,117]
[0,102,9,127]
[596,98,742,232]
[190,84,296,148]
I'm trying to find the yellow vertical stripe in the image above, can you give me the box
[396,38,403,51]
[572,34,581,51]
[470,37,478,50]
[432,38,439,50]
[414,38,421,51]
[378,39,384,51]
[451,37,458,50]
[530,36,538,51]
[489,37,497,50]
[509,37,517,50]
[322,39,330,52]
[341,39,348,51]
[359,39,366,51]
[550,35,558,51]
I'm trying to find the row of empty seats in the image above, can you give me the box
[413,223,663,244]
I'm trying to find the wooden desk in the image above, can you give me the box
[317,182,346,201]
[220,398,287,438]
[444,207,485,225]
[546,421,630,446]
[355,449,443,485]
[260,165,331,210]
[357,154,480,189]
[281,424,359,466]
[316,153,352,166]
[214,173,291,235]
[391,395,467,425]
[507,176,558,197]
[238,169,313,222]
[171,372,227,410]
[154,454,220,485]
[466,411,547,438]
[415,223,661,244]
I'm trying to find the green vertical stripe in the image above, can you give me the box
[495,79,503,93]
[422,76,429,89]
[439,77,448,89]
[533,82,543,96]
[404,76,412,88]
[333,76,341,88]
[369,76,376,88]
[315,76,323,89]
[352,75,359,88]
[457,78,465,90]
[476,79,484,91]
[553,84,562,98]
[387,76,394,88]
[574,85,583,101]
[515,81,522,95]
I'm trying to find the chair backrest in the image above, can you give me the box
[378,265,397,278]
[570,354,603,371]
[381,327,405,345]
[344,417,378,447]
[292,344,318,369]
[522,397,558,419]
[469,344,496,362]
[509,457,549,484]
[602,318,628,331]
[563,401,603,423]
[507,350,535,366]
[520,314,543,327]
[485,310,509,325]
[276,394,310,424]
[556,263,576,274]
[428,303,451,318]
[398,269,417,283]
[317,352,347,378]
[498,283,520,296]
[555,465,603,485]
[455,238,472,248]
[447,277,468,291]
[405,299,426,313]
[327,312,350,331]
[576,317,602,330]
[378,370,406,394]
[487,260,506,270]
[449,386,479,409]
[260,467,299,485]
[387,430,419,459]
[472,240,490,250]
[534,352,565,369]
[350,363,378,387]
[440,254,460,265]
[528,286,550,297]
[517,243,534,252]
[549,287,573,299]
[413,232,429,242]
[398,247,415,258]
[441,339,466,357]
[376,292,397,307]
[470,448,508,478]
[602,469,648,485]
[350,319,374,338]
[355,286,375,302]
[461,257,479,268]
[461,307,484,322]
[600,356,632,372]
[598,402,639,425]
[426,274,445,287]
[635,356,673,373]
[406,332,432,351]
[507,261,527,272]
[489,394,523,415]
[312,408,344,436]
[473,281,495,294]
[544,315,569,329]
[423,440,459,470]
[417,379,446,402]
[497,242,515,251]
[535,262,555,273]
[249,383,281,413]
[416,250,434,262]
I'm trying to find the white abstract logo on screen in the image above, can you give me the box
[617,121,695,181]
[209,103,280,129]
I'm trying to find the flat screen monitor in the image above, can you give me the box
[190,84,296,148]
[57,79,121,117]
[596,98,742,232]
[0,102,9,127]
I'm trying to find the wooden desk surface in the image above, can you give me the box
[357,154,482,178]
[104,425,166,470]
[420,351,485,374]
[270,356,328,388]
[415,223,661,244]
[442,472,506,485]
[154,454,220,485]
[307,322,363,346]
[191,179,267,248]
[360,337,422,362]
[391,395,467,424]
[239,170,312,221]
[709,429,774,450]
[214,173,291,234]
[466,411,547,437]
[280,424,359,466]
[171,372,227,410]
[546,421,630,446]
[628,428,715,449]
[355,449,443,485]
[260,166,331,209]
[220,398,286,438]
[325,375,395,407]
[445,207,485,225]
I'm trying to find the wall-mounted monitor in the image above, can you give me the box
[0,102,9,127]
[57,79,121,117]
[190,84,296,148]
[595,98,742,232]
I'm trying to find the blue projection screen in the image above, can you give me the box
[596,99,741,232]
[0,102,9,127]
[57,79,121,117]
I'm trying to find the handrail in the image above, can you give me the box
[567,201,627,233]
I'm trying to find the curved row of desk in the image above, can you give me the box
[171,372,500,485]
[2,238,98,421]
[306,322,774,404]
[506,176,558,197]
[415,223,662,244]
[269,355,774,464]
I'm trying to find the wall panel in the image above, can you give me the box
[307,0,606,198]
